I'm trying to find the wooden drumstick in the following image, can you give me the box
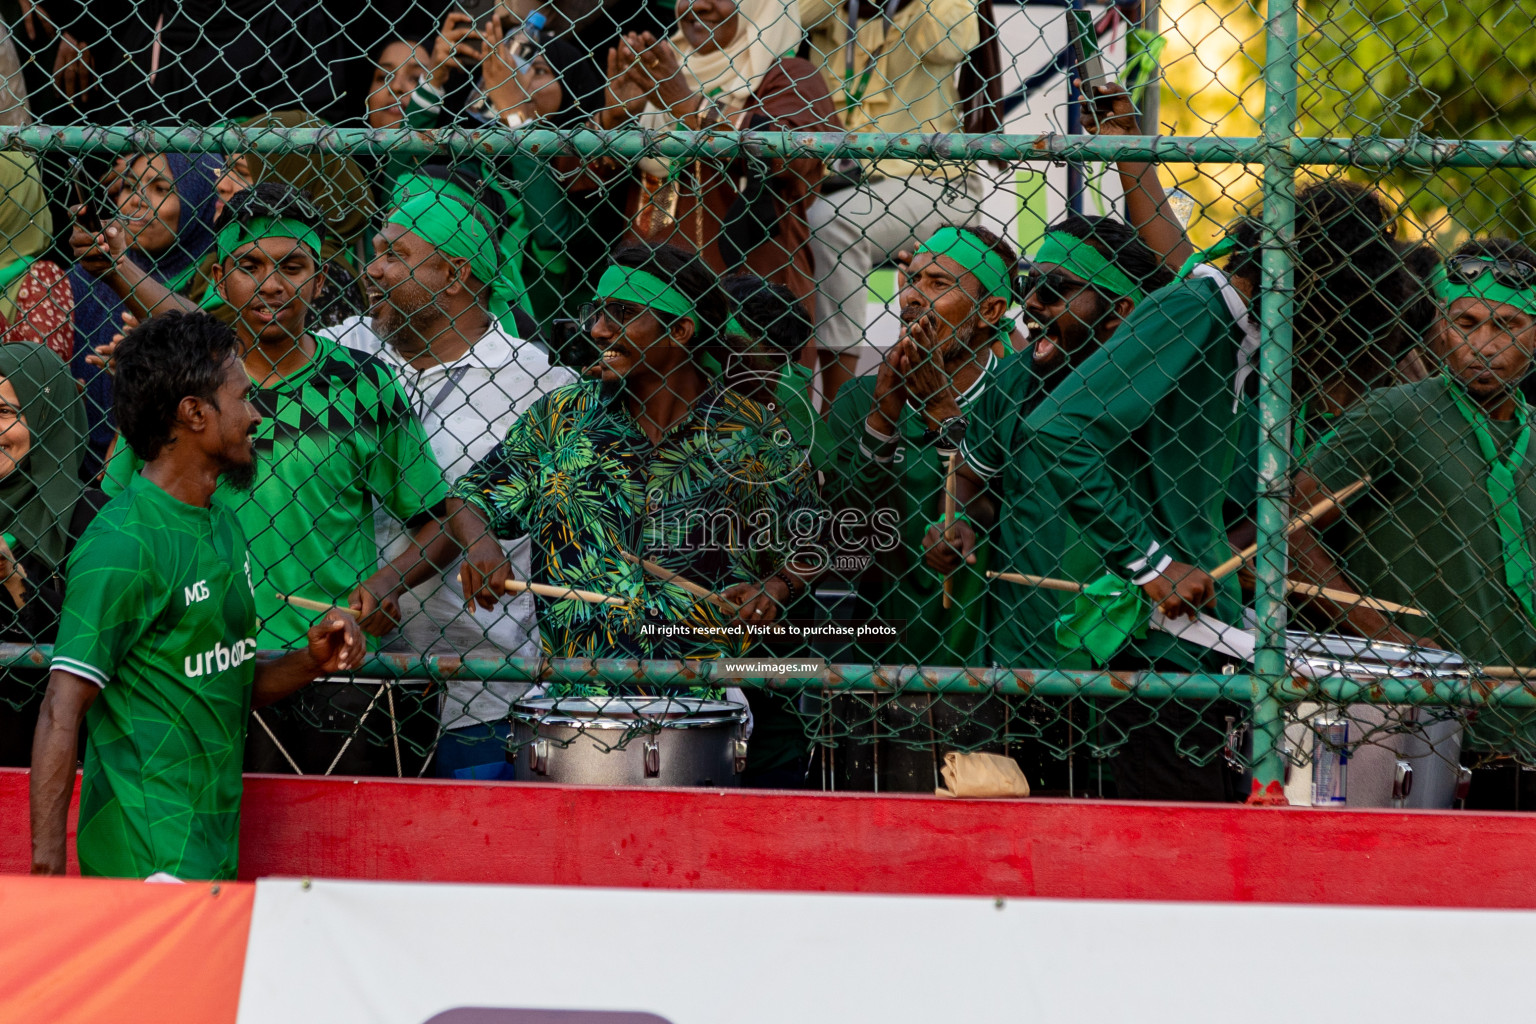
[986,570,1084,594]
[277,593,357,617]
[943,452,958,610]
[1210,476,1371,582]
[1283,581,1427,618]
[455,570,627,607]
[616,550,740,615]
[1476,666,1536,679]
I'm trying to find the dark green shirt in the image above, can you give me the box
[963,354,1099,668]
[818,355,1006,665]
[1024,274,1245,668]
[1305,376,1536,670]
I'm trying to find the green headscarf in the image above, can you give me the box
[386,190,533,328]
[0,343,85,570]
[1032,230,1146,305]
[0,153,51,324]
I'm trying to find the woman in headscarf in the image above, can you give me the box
[600,0,839,312]
[0,153,72,357]
[216,110,374,326]
[0,341,87,764]
[67,152,221,479]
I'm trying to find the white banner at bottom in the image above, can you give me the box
[237,878,1536,1024]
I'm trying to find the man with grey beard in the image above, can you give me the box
[324,188,574,778]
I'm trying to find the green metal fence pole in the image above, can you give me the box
[1250,0,1302,801]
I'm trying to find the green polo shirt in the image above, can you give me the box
[818,355,1011,666]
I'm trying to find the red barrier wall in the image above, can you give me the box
[3,768,1533,907]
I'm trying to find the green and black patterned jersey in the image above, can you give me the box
[104,333,449,648]
[450,378,822,662]
[53,473,258,880]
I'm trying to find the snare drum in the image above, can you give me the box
[510,696,748,788]
[1280,631,1465,808]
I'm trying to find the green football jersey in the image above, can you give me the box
[53,473,258,880]
[103,334,449,648]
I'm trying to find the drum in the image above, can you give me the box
[1280,632,1466,808]
[509,696,749,788]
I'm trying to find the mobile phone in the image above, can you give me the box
[68,158,103,234]
[1069,8,1111,99]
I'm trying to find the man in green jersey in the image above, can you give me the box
[1291,239,1536,808]
[30,311,364,879]
[101,184,453,774]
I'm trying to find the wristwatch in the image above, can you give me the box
[933,414,969,452]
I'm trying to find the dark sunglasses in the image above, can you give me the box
[578,300,647,330]
[1446,255,1536,290]
[1022,268,1097,306]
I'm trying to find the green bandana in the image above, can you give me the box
[1033,230,1145,304]
[1444,373,1536,625]
[388,193,521,329]
[917,227,1015,300]
[594,265,696,322]
[215,216,321,262]
[1434,260,1536,317]
[1053,573,1148,666]
[390,173,482,218]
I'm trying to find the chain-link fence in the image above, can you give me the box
[2,0,1536,808]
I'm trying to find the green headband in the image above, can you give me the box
[915,226,1015,300]
[1032,230,1145,304]
[1434,259,1536,317]
[215,216,321,262]
[594,266,696,322]
[387,193,518,324]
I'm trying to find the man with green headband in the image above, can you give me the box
[385,169,535,327]
[1291,239,1536,808]
[325,185,576,778]
[450,243,822,669]
[812,225,1017,789]
[926,217,1177,673]
[100,183,454,776]
[821,224,1017,669]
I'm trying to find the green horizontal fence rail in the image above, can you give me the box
[5,126,1536,169]
[4,645,1534,707]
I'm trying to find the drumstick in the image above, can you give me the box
[1283,581,1427,618]
[277,593,357,617]
[986,570,1084,594]
[617,549,740,615]
[455,570,627,607]
[943,452,958,610]
[1475,666,1536,679]
[1210,476,1371,581]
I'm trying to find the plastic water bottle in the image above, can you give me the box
[512,11,546,74]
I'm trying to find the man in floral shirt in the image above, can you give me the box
[448,244,822,662]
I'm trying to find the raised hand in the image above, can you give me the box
[429,12,484,88]
[1078,79,1139,136]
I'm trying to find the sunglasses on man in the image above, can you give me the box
[1445,255,1536,290]
[1021,268,1099,306]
